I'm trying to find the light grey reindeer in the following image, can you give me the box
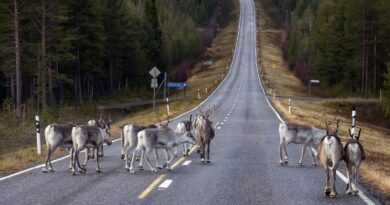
[122,123,158,170]
[193,105,215,164]
[87,113,112,158]
[175,115,193,156]
[345,128,365,196]
[129,127,197,174]
[42,123,76,173]
[317,120,344,198]
[279,122,326,166]
[70,125,112,175]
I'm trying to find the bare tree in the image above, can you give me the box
[14,0,22,117]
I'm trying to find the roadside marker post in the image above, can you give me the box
[166,98,170,116]
[197,89,200,99]
[288,99,292,114]
[205,83,208,94]
[149,67,161,112]
[351,108,356,137]
[35,115,41,157]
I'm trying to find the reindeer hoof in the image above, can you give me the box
[129,168,135,174]
[329,192,337,198]
[298,162,303,167]
[279,160,284,165]
[42,168,48,173]
[163,163,168,168]
[138,166,144,171]
[353,191,359,196]
[206,160,211,163]
[346,190,353,195]
[284,160,288,165]
[71,171,77,176]
[152,169,158,173]
[96,169,101,173]
[324,188,331,196]
[313,163,319,166]
[197,149,200,153]
[121,154,125,159]
[157,166,163,169]
[99,153,104,157]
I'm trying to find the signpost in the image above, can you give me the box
[149,67,161,112]
[308,79,320,96]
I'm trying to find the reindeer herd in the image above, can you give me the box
[279,117,365,198]
[41,104,365,199]
[42,105,216,175]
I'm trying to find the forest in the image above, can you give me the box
[272,0,390,113]
[0,0,234,117]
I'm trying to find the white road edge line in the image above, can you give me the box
[0,0,243,182]
[182,160,192,166]
[158,179,173,190]
[251,0,376,204]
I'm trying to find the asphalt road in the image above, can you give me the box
[0,0,381,204]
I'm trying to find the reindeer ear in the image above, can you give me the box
[348,129,353,138]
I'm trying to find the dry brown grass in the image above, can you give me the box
[255,0,390,195]
[0,6,239,176]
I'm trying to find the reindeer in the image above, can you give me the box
[70,124,112,175]
[345,128,365,196]
[193,105,215,164]
[279,123,326,166]
[42,123,77,173]
[129,127,197,173]
[87,113,112,158]
[175,115,193,156]
[317,119,344,198]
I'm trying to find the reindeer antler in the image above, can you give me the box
[99,112,103,120]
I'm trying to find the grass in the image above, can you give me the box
[255,0,390,196]
[0,3,239,176]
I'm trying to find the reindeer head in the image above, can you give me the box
[348,128,362,141]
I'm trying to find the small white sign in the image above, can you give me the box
[151,78,158,88]
[310,79,320,84]
[149,66,161,78]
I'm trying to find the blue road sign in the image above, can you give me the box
[167,82,187,88]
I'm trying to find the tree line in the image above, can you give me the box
[270,0,389,98]
[0,0,234,116]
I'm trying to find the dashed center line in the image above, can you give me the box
[158,179,173,190]
[217,127,221,129]
[182,160,192,166]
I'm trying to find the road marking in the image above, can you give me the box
[137,146,197,199]
[182,160,192,166]
[223,119,227,122]
[220,122,224,125]
[158,179,173,190]
[138,174,166,200]
[217,127,221,129]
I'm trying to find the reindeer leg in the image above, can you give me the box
[282,142,289,164]
[82,148,89,171]
[324,167,331,196]
[309,145,318,166]
[353,165,360,195]
[163,149,169,168]
[155,149,163,169]
[199,142,205,164]
[346,164,353,195]
[144,148,157,173]
[98,144,103,157]
[330,167,337,198]
[165,149,175,171]
[129,147,141,174]
[42,146,51,173]
[279,140,284,165]
[96,145,101,173]
[206,141,211,163]
[121,132,125,159]
[139,149,145,168]
[68,148,73,171]
[123,141,130,170]
[298,144,307,166]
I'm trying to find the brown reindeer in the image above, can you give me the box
[317,120,344,198]
[193,105,215,164]
[345,128,365,196]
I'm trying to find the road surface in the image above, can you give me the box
[0,0,381,204]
